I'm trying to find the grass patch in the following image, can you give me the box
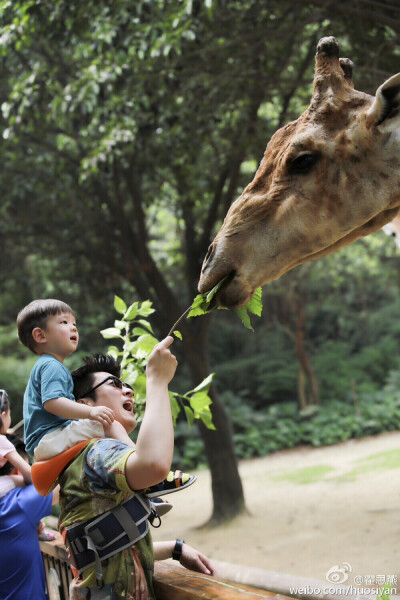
[271,464,334,484]
[353,448,400,474]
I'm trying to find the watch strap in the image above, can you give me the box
[172,538,185,561]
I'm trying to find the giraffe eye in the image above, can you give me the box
[287,152,319,175]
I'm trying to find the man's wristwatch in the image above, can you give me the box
[172,538,185,561]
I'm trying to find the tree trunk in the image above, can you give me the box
[182,318,246,524]
[294,306,319,405]
[297,366,307,410]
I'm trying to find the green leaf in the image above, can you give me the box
[190,373,214,393]
[132,373,147,399]
[184,405,195,428]
[136,320,154,333]
[173,330,182,340]
[235,305,253,330]
[124,302,138,321]
[245,287,263,316]
[196,409,216,430]
[114,295,127,314]
[189,391,212,411]
[169,393,180,425]
[187,278,262,331]
[205,274,231,303]
[100,327,123,339]
[139,300,155,317]
[187,294,209,317]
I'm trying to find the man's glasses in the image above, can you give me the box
[0,390,8,412]
[78,376,133,400]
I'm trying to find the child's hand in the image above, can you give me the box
[88,406,115,426]
[146,336,178,385]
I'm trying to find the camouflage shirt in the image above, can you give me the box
[57,438,155,600]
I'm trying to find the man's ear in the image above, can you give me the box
[366,73,400,132]
[77,397,95,406]
[32,327,47,345]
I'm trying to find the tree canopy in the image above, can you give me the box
[1,0,399,522]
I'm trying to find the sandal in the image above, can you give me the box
[145,470,196,498]
[151,497,173,517]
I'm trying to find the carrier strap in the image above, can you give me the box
[63,493,152,584]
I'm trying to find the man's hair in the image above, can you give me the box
[72,354,121,401]
[0,434,26,476]
[0,390,9,432]
[16,298,74,353]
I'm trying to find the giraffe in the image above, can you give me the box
[198,37,400,307]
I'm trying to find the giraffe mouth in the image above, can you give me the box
[206,272,236,308]
[200,270,255,308]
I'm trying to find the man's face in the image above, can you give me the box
[89,371,137,433]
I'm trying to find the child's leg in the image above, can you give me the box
[34,421,104,461]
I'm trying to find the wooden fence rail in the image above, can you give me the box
[39,532,289,600]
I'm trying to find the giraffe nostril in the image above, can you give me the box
[202,243,215,272]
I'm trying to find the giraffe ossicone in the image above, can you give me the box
[199,37,400,307]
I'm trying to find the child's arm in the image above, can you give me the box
[44,397,114,427]
[125,336,177,491]
[6,449,32,484]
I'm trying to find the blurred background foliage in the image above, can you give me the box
[0,0,400,518]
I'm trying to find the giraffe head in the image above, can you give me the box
[199,37,400,306]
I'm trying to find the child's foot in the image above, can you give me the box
[151,497,173,517]
[38,528,57,541]
[145,470,196,498]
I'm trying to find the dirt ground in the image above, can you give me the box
[152,431,400,587]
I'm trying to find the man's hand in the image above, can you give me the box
[179,543,216,576]
[88,405,115,426]
[146,336,178,386]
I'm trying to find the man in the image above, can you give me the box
[48,337,214,599]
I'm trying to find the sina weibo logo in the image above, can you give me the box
[326,563,353,584]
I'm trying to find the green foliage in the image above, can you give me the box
[175,371,400,469]
[187,279,263,331]
[0,0,399,478]
[101,295,215,430]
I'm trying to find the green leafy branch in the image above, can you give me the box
[101,296,215,430]
[168,276,263,337]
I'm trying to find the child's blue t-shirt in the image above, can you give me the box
[23,353,75,458]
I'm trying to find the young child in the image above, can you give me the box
[0,396,56,540]
[0,389,32,486]
[17,299,113,463]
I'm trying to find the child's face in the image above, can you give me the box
[1,408,11,434]
[39,311,79,359]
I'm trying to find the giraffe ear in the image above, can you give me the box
[367,73,400,132]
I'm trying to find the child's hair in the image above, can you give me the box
[72,354,121,401]
[16,298,74,353]
[0,390,9,433]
